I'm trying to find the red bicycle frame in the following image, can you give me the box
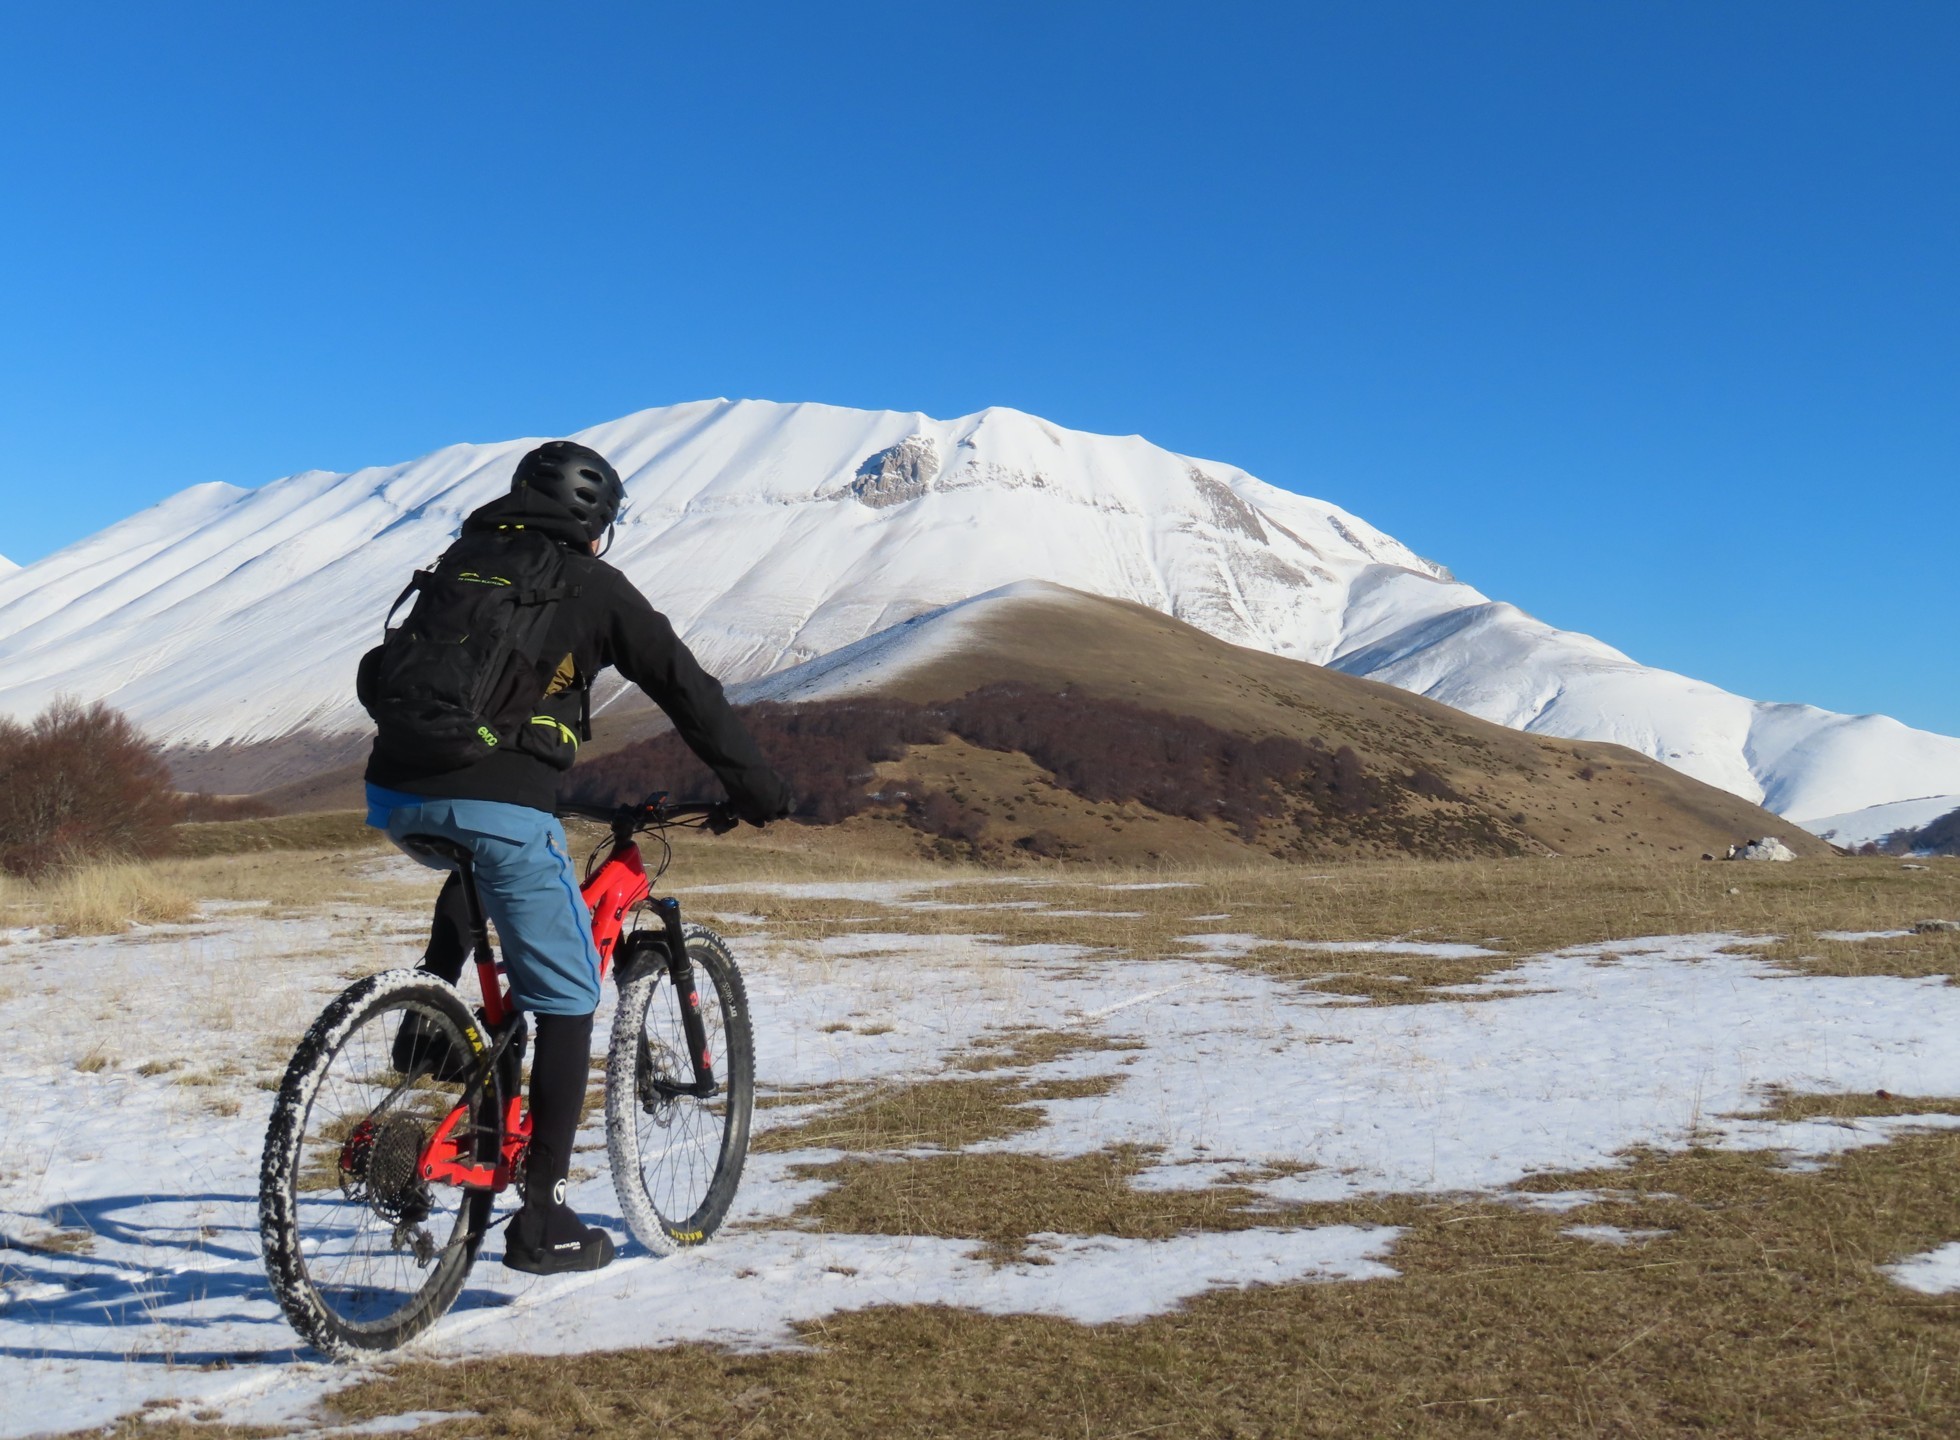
[412,836,655,1193]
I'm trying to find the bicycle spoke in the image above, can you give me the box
[263,974,497,1352]
[608,930,752,1249]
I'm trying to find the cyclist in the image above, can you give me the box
[362,440,793,1275]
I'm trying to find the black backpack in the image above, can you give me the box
[357,527,586,774]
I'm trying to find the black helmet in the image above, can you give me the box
[510,440,625,541]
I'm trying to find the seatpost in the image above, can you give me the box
[654,897,716,1090]
[453,857,511,1028]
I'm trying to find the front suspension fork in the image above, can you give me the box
[652,897,718,1095]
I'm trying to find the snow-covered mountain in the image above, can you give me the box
[0,554,17,575]
[1,397,1955,821]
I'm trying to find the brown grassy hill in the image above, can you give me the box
[172,580,1825,863]
[573,584,1828,863]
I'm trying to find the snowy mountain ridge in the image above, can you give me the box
[1,396,1956,824]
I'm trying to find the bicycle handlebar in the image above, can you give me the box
[556,796,739,835]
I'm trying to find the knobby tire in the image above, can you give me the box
[259,970,500,1355]
[605,926,755,1255]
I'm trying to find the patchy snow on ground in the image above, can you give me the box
[1884,1242,1960,1296]
[1290,939,1504,958]
[1177,932,1500,961]
[5,905,1960,1436]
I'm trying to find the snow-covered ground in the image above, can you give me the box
[5,888,1960,1434]
[1885,1242,1960,1295]
[1797,794,1960,851]
[3,398,1957,819]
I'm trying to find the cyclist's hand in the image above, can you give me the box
[732,774,794,828]
[705,805,740,836]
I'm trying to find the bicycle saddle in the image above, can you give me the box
[397,833,475,869]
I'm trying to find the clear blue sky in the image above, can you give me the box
[2,2,1954,732]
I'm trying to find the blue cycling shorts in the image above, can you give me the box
[366,785,603,1016]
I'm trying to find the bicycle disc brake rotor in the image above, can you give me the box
[636,1034,683,1125]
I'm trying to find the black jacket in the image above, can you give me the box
[364,493,792,818]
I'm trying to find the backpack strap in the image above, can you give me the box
[382,571,433,632]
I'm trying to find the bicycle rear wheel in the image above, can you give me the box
[606,925,754,1255]
[259,970,502,1354]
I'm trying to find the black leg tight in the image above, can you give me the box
[523,1012,594,1209]
[418,871,472,984]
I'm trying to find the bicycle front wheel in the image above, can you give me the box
[606,925,754,1255]
[259,970,501,1355]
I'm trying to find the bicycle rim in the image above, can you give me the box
[606,927,754,1254]
[260,971,497,1353]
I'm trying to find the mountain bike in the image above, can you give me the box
[258,795,754,1355]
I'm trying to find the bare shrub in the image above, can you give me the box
[564,684,1431,849]
[0,700,181,876]
[177,793,275,823]
[1877,806,1960,858]
[905,790,989,845]
[571,697,941,825]
[1404,767,1460,800]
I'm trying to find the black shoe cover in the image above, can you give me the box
[502,1189,615,1274]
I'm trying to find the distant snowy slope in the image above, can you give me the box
[1796,795,1960,851]
[733,582,1053,706]
[1326,578,1960,821]
[0,554,16,574]
[1,397,1956,820]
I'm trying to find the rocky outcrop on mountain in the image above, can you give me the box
[843,435,941,508]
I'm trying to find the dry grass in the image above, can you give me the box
[22,1226,96,1256]
[39,847,1960,1439]
[789,1144,1277,1260]
[0,840,437,936]
[222,1117,1960,1439]
[755,1072,1122,1157]
[755,1031,1137,1157]
[676,855,1960,1004]
[168,809,388,857]
[0,862,198,936]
